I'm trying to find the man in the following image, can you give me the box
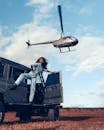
[13,57,51,104]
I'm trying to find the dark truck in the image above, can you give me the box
[0,57,63,123]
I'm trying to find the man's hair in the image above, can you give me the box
[36,57,48,69]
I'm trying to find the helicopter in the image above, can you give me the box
[26,5,78,53]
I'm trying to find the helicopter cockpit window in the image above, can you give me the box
[0,62,4,77]
[9,67,24,80]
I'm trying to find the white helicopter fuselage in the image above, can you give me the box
[53,36,78,48]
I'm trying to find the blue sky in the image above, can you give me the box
[0,0,104,107]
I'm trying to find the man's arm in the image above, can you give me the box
[31,63,41,71]
[44,69,55,73]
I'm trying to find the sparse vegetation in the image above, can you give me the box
[0,108,104,130]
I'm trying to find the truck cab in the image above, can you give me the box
[0,57,63,122]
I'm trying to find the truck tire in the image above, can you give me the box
[48,109,54,121]
[0,102,5,123]
[19,111,31,122]
[19,115,31,122]
[48,107,59,121]
[54,107,59,121]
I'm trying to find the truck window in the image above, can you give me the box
[13,68,24,80]
[0,62,4,77]
[9,66,13,79]
[9,67,24,80]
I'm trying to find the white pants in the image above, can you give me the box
[15,71,37,102]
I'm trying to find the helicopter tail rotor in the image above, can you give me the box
[25,40,31,48]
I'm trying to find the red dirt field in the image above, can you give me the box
[0,108,104,130]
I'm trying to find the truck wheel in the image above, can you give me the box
[54,107,59,121]
[48,107,59,121]
[0,102,5,123]
[19,114,31,122]
[19,111,31,122]
[48,109,55,121]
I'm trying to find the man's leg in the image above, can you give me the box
[15,73,31,86]
[29,78,36,103]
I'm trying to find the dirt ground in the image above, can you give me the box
[0,108,104,130]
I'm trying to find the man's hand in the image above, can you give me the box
[30,65,35,72]
[30,65,33,70]
[44,69,57,74]
[50,71,57,74]
[44,69,53,73]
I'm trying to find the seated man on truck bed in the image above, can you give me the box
[12,57,52,104]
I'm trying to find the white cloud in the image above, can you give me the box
[56,35,104,75]
[65,1,96,16]
[64,80,104,107]
[27,0,50,5]
[0,0,104,76]
[0,0,59,66]
[0,26,10,49]
[73,36,104,75]
[78,4,95,15]
[0,0,104,108]
[26,0,54,23]
[3,22,58,66]
[75,24,97,36]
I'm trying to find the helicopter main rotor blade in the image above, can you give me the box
[58,5,64,35]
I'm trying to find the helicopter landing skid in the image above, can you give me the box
[59,47,70,53]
